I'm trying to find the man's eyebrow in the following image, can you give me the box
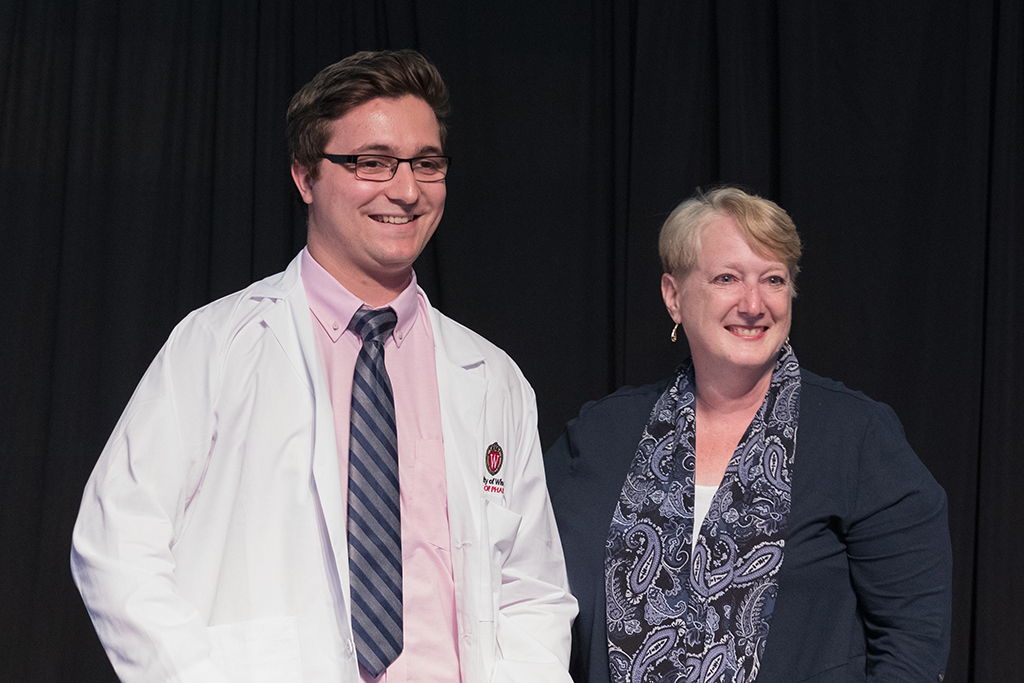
[349,143,444,156]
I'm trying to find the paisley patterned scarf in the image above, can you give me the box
[605,344,800,683]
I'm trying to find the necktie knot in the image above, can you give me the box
[349,307,397,345]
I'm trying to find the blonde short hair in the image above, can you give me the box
[658,186,802,295]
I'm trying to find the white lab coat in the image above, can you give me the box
[71,254,577,683]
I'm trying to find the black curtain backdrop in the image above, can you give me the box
[2,1,1021,681]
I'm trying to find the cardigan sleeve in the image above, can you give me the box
[544,383,666,683]
[843,402,952,682]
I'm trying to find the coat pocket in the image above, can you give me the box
[207,616,303,683]
[484,499,523,565]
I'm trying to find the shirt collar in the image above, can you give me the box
[300,247,420,347]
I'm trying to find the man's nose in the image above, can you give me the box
[385,161,421,202]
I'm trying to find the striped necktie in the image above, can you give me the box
[347,306,402,676]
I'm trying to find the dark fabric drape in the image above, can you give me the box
[974,0,1024,679]
[2,1,1021,681]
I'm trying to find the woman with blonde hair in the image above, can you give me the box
[546,186,951,683]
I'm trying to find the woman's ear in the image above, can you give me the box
[661,272,683,323]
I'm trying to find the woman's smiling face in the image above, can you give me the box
[662,213,792,378]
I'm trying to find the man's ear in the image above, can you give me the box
[291,161,315,204]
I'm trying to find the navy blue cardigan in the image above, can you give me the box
[544,369,951,683]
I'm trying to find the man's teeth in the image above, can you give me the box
[374,215,414,224]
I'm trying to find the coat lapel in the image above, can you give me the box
[427,302,490,683]
[428,303,488,526]
[252,255,352,602]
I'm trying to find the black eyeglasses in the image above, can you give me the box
[321,153,451,182]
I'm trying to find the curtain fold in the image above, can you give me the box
[974,0,1024,678]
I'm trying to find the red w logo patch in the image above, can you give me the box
[486,443,503,476]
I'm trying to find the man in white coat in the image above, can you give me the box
[71,50,576,683]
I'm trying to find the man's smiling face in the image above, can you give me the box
[292,94,445,300]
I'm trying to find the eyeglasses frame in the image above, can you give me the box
[320,153,452,182]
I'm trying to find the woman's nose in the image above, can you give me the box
[739,283,763,316]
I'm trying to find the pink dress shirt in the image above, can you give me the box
[301,249,460,683]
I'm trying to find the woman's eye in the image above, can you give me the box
[767,275,786,286]
[715,274,734,283]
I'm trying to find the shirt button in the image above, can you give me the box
[345,640,355,658]
[332,321,340,331]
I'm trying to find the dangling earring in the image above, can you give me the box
[671,323,679,343]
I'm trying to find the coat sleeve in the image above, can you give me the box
[844,403,952,682]
[488,369,578,683]
[70,315,232,683]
